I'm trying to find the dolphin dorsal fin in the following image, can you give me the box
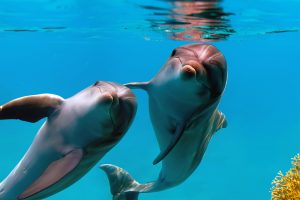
[0,94,64,123]
[124,82,150,91]
[152,124,185,165]
[214,110,227,132]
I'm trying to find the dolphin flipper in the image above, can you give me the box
[0,94,64,123]
[153,124,185,165]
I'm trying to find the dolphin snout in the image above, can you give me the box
[109,88,137,136]
[170,44,227,96]
[203,54,227,96]
[180,60,211,89]
[180,65,197,80]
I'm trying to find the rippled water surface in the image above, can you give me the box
[0,0,300,200]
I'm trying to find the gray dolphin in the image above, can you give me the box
[0,81,136,200]
[101,44,228,200]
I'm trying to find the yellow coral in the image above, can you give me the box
[271,154,300,200]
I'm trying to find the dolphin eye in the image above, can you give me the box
[171,49,177,57]
[93,81,101,86]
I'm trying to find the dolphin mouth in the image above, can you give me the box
[109,97,136,136]
[103,82,137,134]
[91,81,136,135]
[91,81,119,129]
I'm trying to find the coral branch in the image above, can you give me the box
[271,154,300,200]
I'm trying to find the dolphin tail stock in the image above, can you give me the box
[100,164,153,200]
[124,82,149,91]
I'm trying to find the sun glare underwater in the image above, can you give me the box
[0,0,300,200]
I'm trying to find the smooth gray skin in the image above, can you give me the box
[0,81,136,200]
[101,44,228,200]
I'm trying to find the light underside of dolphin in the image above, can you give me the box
[125,81,185,165]
[20,141,117,200]
[100,108,227,200]
[124,81,228,165]
[21,144,116,200]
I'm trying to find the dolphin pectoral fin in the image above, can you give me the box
[214,110,227,132]
[124,82,150,90]
[153,125,185,165]
[0,94,64,123]
[19,149,83,200]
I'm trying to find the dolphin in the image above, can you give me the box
[101,44,228,200]
[0,81,136,200]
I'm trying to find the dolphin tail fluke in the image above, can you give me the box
[124,82,149,91]
[100,164,140,200]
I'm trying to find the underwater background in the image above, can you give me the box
[0,0,300,199]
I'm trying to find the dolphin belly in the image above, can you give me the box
[0,126,118,200]
[0,126,64,200]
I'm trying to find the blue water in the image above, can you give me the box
[0,0,300,199]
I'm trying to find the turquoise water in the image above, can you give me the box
[0,0,300,199]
